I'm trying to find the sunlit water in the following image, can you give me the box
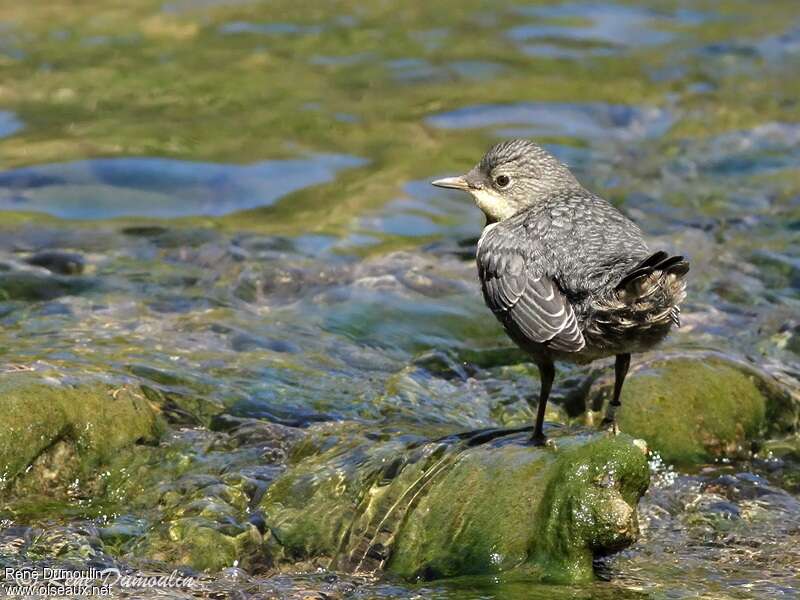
[0,0,798,598]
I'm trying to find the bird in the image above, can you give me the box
[432,139,688,446]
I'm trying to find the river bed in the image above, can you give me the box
[0,1,798,598]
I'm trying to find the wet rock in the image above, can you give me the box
[134,372,225,427]
[750,250,800,290]
[395,268,467,297]
[230,332,301,353]
[99,515,148,547]
[259,265,346,300]
[209,414,303,449]
[455,345,530,369]
[136,475,270,570]
[84,425,291,573]
[0,269,94,301]
[145,517,264,572]
[411,349,471,380]
[588,352,797,464]
[759,435,800,465]
[121,225,169,238]
[24,523,110,565]
[0,372,164,494]
[226,398,338,428]
[261,425,649,582]
[782,322,800,355]
[120,226,219,248]
[24,250,85,275]
[699,499,741,520]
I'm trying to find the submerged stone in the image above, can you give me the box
[93,419,299,572]
[148,516,264,572]
[0,372,164,494]
[24,251,85,275]
[588,352,797,465]
[261,425,649,582]
[0,269,94,301]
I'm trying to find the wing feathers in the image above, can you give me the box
[477,225,585,353]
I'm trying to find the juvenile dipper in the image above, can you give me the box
[432,139,688,445]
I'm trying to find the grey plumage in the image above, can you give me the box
[432,139,689,444]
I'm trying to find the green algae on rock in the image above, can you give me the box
[92,418,302,572]
[0,270,95,301]
[261,425,649,582]
[588,353,797,465]
[0,371,164,494]
[132,461,269,572]
[146,515,265,572]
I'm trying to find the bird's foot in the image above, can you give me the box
[600,418,620,436]
[530,432,557,449]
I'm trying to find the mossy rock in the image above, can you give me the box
[141,517,264,572]
[589,353,797,465]
[94,417,297,573]
[262,425,649,583]
[0,372,164,494]
[0,271,95,301]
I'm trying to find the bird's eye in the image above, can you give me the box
[495,175,511,188]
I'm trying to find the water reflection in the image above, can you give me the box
[0,112,22,139]
[0,0,798,598]
[0,154,366,219]
[218,21,323,36]
[508,2,710,57]
[426,102,673,141]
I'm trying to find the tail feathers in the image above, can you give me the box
[609,251,689,329]
[616,252,690,292]
[588,251,689,342]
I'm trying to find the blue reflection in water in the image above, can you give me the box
[0,111,23,138]
[218,21,323,35]
[0,154,366,219]
[426,101,673,141]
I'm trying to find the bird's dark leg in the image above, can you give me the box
[602,353,631,435]
[531,360,555,446]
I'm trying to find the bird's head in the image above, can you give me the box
[432,139,581,223]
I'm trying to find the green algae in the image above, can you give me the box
[590,354,794,465]
[0,372,164,494]
[390,435,648,582]
[0,0,797,596]
[262,426,649,582]
[149,518,263,572]
[80,417,304,572]
[0,271,95,301]
[0,0,797,241]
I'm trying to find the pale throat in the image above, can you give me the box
[469,188,518,222]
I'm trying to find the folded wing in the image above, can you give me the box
[477,223,585,353]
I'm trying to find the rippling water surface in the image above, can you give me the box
[0,0,798,598]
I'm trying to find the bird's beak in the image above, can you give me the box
[431,175,469,191]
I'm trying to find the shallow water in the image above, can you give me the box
[0,154,365,218]
[0,0,798,598]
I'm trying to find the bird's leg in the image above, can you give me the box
[602,353,631,435]
[530,360,555,446]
